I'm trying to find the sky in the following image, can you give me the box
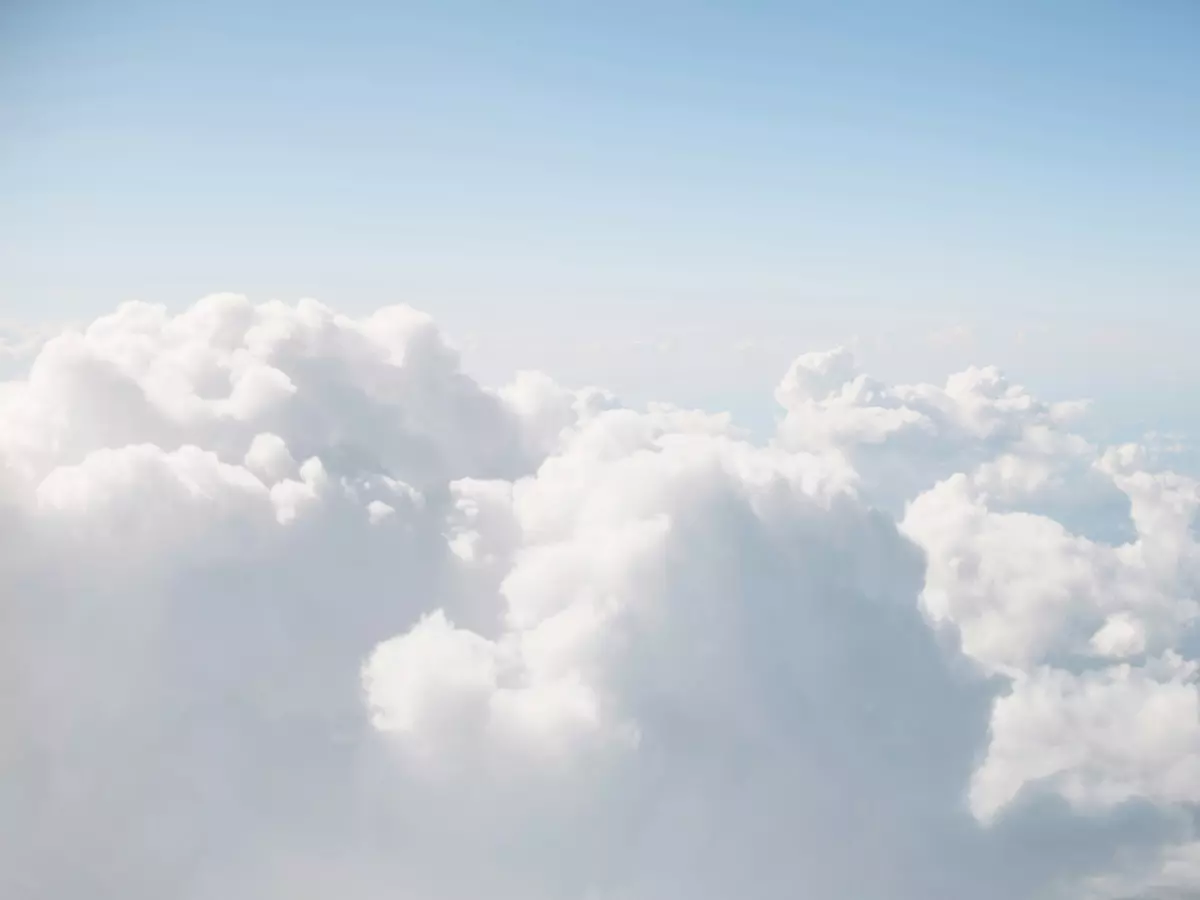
[3,0,1200,436]
[7,6,1200,899]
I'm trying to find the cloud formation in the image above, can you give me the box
[2,296,1198,899]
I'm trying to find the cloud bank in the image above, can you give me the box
[3,295,1199,899]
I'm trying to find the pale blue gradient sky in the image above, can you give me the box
[2,0,1199,438]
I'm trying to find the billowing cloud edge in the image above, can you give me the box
[2,295,1198,899]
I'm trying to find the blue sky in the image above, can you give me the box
[3,0,1199,437]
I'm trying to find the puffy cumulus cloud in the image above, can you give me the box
[775,346,1097,515]
[2,295,1199,899]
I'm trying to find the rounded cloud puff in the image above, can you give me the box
[2,295,1198,899]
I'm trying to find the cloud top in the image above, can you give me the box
[2,295,1198,899]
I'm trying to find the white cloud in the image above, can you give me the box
[971,656,1200,822]
[2,295,1199,899]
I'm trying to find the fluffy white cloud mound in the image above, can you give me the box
[2,296,1198,899]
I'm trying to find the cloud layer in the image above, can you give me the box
[2,295,1199,899]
